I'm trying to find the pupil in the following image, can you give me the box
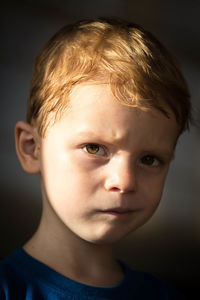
[142,156,154,165]
[87,145,99,153]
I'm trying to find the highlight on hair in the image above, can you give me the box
[27,18,191,137]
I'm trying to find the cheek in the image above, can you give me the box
[40,147,100,204]
[139,172,168,211]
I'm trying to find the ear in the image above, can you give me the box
[15,121,41,174]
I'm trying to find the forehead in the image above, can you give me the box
[50,84,179,151]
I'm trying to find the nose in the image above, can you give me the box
[104,155,137,194]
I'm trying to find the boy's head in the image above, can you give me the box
[26,18,191,137]
[15,18,192,245]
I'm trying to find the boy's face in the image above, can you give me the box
[38,84,179,244]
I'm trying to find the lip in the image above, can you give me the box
[100,208,133,217]
[102,207,133,213]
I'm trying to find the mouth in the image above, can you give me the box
[100,208,133,217]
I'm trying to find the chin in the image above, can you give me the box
[83,227,134,245]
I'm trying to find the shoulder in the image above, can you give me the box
[0,247,80,300]
[120,262,184,300]
[0,247,49,299]
[0,249,28,299]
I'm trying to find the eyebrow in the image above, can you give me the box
[76,130,114,139]
[76,131,100,137]
[76,131,175,157]
[75,130,123,145]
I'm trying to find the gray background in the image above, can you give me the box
[1,0,200,298]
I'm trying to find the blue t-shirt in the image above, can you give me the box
[0,247,183,299]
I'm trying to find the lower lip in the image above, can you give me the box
[101,211,133,218]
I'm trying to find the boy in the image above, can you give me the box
[0,18,191,299]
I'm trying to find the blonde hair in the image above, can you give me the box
[27,18,191,137]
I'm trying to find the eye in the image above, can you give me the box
[140,155,160,167]
[83,144,106,156]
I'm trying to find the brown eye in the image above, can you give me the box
[141,155,159,166]
[83,144,105,156]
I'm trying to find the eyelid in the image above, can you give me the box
[82,143,107,156]
[139,154,164,167]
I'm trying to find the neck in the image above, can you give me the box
[23,209,124,287]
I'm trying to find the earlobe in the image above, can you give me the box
[15,121,41,174]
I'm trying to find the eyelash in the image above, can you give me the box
[82,143,107,156]
[140,155,162,167]
[82,143,164,167]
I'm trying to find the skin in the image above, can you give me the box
[15,84,179,286]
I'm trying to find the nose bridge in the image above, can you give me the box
[105,154,137,193]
